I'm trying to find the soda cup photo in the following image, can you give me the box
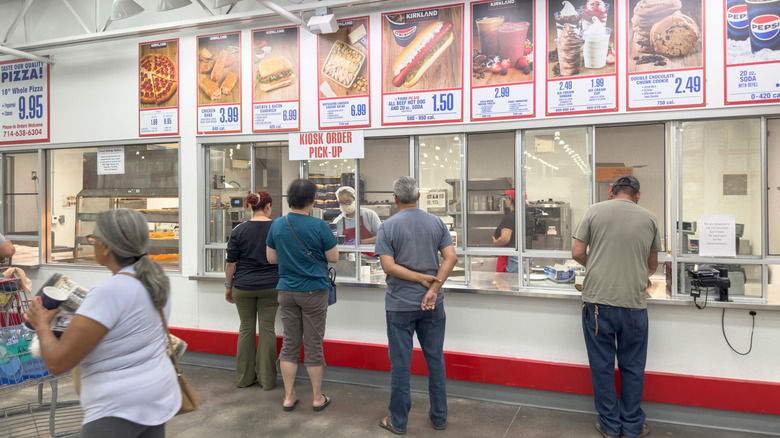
[746,0,780,52]
[727,0,750,41]
[387,14,418,47]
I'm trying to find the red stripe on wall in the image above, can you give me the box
[169,327,780,416]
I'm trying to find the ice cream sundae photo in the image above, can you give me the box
[549,0,615,77]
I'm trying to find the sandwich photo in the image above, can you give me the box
[256,55,294,92]
[392,20,454,88]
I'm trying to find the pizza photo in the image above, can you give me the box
[138,42,179,108]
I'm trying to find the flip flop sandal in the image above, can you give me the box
[282,398,299,412]
[379,416,406,435]
[313,394,331,411]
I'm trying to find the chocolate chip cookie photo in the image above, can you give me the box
[628,0,703,73]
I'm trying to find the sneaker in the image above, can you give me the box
[621,424,650,438]
[595,422,619,438]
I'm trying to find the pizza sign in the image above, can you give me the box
[0,58,50,145]
[138,39,179,137]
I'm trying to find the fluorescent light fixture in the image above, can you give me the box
[214,0,240,7]
[111,0,144,19]
[158,0,192,11]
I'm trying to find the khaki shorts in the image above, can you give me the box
[277,289,328,367]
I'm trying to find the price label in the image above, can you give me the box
[140,108,178,136]
[253,101,299,131]
[547,76,617,115]
[0,59,49,145]
[726,63,780,105]
[628,70,704,110]
[199,104,241,133]
[472,83,533,120]
[382,90,462,125]
[319,96,369,129]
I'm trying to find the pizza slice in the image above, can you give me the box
[153,76,178,104]
[140,72,157,104]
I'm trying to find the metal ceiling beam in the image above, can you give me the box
[61,0,93,34]
[4,0,36,44]
[255,0,308,31]
[193,0,216,16]
[0,45,56,64]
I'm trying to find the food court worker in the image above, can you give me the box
[332,186,380,244]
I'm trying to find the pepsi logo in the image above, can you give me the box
[727,5,748,29]
[750,15,780,41]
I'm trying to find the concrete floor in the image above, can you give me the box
[1,354,777,438]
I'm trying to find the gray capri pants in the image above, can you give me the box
[277,289,329,367]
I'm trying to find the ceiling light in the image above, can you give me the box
[435,146,441,151]
[158,0,191,11]
[423,153,428,158]
[214,0,240,7]
[421,161,426,165]
[559,140,564,145]
[111,0,144,20]
[453,136,458,141]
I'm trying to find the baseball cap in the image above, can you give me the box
[611,175,640,191]
[505,190,515,200]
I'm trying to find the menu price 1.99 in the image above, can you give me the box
[253,101,299,132]
[140,108,178,136]
[1,58,49,145]
[382,90,462,125]
[547,75,617,115]
[199,104,241,133]
[319,96,369,129]
[628,70,704,111]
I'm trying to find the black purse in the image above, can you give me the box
[285,216,337,305]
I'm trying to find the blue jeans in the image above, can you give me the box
[386,307,447,432]
[582,303,648,437]
[505,256,518,273]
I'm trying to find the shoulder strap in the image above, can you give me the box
[117,271,183,376]
[285,215,331,278]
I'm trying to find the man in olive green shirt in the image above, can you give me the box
[572,175,660,438]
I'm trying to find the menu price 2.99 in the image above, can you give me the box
[1,59,49,145]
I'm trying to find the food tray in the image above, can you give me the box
[321,40,365,88]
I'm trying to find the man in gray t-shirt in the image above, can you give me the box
[572,175,660,438]
[374,176,457,435]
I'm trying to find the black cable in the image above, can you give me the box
[721,308,756,356]
[693,286,711,310]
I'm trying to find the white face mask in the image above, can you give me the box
[340,203,355,215]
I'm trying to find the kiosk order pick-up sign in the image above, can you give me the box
[288,130,364,160]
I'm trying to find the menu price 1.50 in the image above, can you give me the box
[383,90,462,125]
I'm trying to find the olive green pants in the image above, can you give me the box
[233,287,279,389]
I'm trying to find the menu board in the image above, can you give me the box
[317,17,371,129]
[724,0,780,105]
[0,58,49,145]
[197,31,241,134]
[139,39,179,137]
[252,26,300,132]
[546,0,618,115]
[626,0,705,110]
[382,4,464,125]
[471,0,535,121]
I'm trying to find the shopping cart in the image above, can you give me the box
[0,270,82,437]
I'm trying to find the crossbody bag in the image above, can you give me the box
[285,215,337,306]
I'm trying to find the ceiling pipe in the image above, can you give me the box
[254,0,308,32]
[0,45,56,65]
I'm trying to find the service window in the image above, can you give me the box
[50,144,179,269]
[767,118,780,256]
[678,119,761,257]
[1,152,41,266]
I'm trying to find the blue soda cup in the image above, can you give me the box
[727,0,750,41]
[746,0,780,52]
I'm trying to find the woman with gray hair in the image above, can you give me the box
[26,208,180,438]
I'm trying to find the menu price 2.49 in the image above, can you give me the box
[547,76,616,114]
[628,70,703,110]
[383,91,461,124]
[0,59,49,145]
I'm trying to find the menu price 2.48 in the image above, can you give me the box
[547,76,616,114]
[628,70,703,110]
[0,59,49,145]
[383,91,461,123]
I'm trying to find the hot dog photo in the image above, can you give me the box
[252,26,299,103]
[197,32,240,105]
[382,5,463,92]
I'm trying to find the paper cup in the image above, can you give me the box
[41,286,69,310]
